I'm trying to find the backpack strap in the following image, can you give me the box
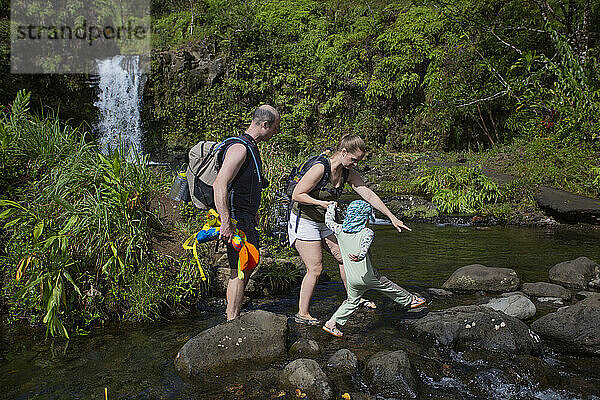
[216,136,264,185]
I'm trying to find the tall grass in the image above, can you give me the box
[0,91,203,337]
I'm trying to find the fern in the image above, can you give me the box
[414,166,502,214]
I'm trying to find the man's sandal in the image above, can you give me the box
[322,325,343,337]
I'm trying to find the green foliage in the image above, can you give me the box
[0,91,205,337]
[403,205,440,219]
[376,181,406,194]
[414,165,502,213]
[257,143,307,236]
[592,166,600,196]
[145,0,599,152]
[477,135,600,197]
[508,28,600,142]
[260,259,301,294]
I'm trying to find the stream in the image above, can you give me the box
[2,223,600,399]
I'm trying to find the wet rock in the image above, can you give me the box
[483,294,536,320]
[280,358,333,400]
[326,349,358,374]
[537,297,564,305]
[534,186,600,224]
[319,344,359,394]
[442,264,520,293]
[531,294,600,355]
[289,339,321,359]
[343,393,371,400]
[548,256,600,290]
[174,310,287,378]
[250,368,281,390]
[578,293,600,305]
[399,305,542,355]
[426,288,454,298]
[521,282,572,301]
[467,368,518,399]
[383,196,439,222]
[499,291,525,297]
[575,290,598,300]
[364,350,417,398]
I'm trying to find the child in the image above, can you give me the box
[322,200,425,337]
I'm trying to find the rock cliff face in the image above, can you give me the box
[142,44,227,162]
[153,46,225,90]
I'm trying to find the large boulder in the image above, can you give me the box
[483,294,537,320]
[289,339,321,359]
[442,264,520,293]
[399,305,542,355]
[534,185,600,224]
[174,310,287,378]
[521,282,572,301]
[364,350,417,399]
[548,257,600,290]
[280,359,333,400]
[530,294,600,355]
[327,349,359,374]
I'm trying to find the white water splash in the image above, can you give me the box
[95,55,145,158]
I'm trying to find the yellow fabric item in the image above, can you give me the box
[183,208,260,282]
[182,233,208,282]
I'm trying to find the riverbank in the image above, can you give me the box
[361,140,600,227]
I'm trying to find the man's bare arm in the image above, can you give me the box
[213,143,247,243]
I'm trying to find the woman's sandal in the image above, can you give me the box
[294,313,320,326]
[322,325,343,337]
[359,298,377,309]
[410,295,426,308]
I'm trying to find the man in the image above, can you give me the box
[213,105,280,320]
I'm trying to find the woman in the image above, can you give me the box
[289,134,411,324]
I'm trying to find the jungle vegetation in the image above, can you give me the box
[1,0,599,337]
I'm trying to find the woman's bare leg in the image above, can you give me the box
[295,239,324,319]
[322,233,347,290]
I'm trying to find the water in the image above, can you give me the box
[94,55,145,158]
[2,223,600,399]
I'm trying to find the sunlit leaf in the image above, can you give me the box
[33,221,44,241]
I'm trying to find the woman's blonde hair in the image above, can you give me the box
[336,134,366,154]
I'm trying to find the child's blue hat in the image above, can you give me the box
[342,200,375,233]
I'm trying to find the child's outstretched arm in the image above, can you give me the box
[324,203,343,235]
[349,228,374,262]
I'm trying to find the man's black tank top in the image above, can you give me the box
[219,133,264,218]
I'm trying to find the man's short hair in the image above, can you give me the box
[252,106,277,126]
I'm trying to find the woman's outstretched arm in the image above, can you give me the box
[347,168,411,233]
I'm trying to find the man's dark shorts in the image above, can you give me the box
[226,215,259,273]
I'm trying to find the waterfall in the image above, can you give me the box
[94,55,145,158]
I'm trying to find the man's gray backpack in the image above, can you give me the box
[169,136,260,210]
